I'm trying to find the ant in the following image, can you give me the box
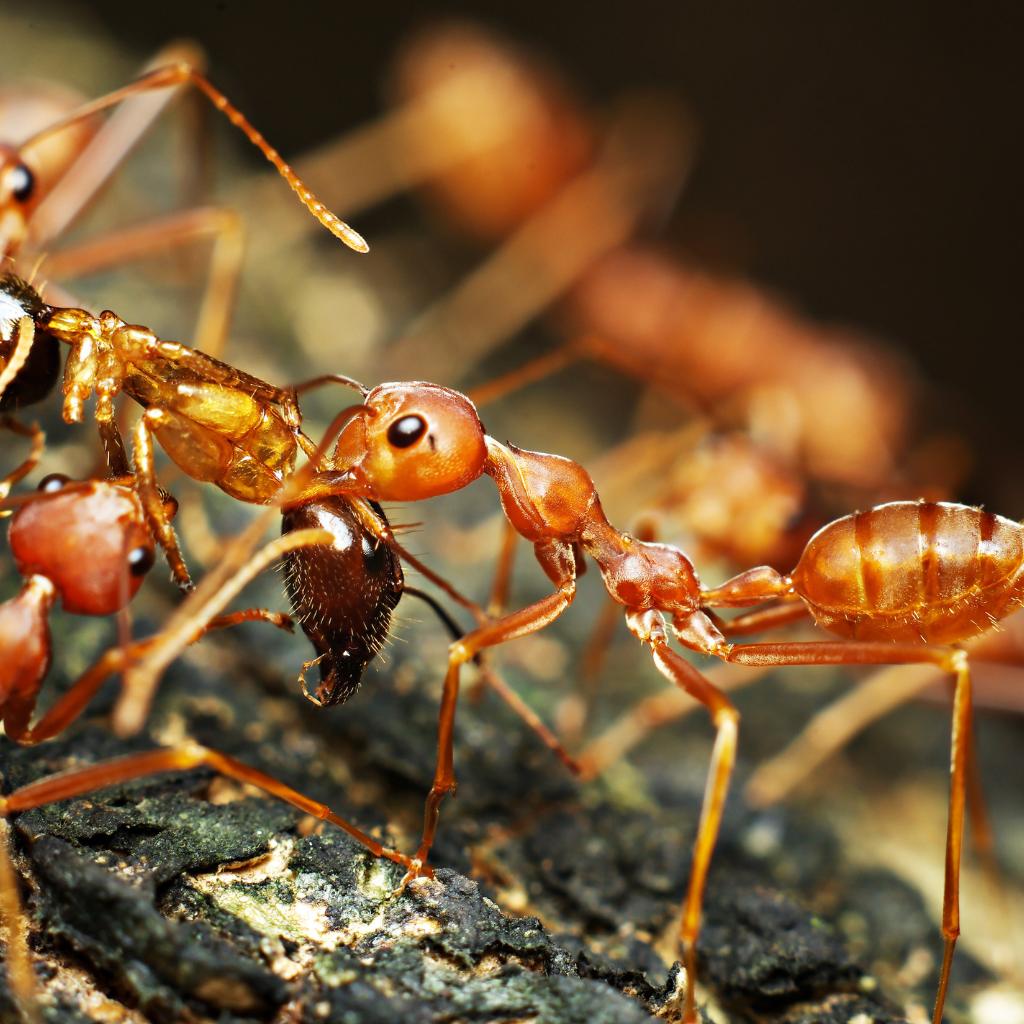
[0,48,368,409]
[120,378,1008,1024]
[0,272,573,768]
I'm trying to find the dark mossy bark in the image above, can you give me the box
[0,615,987,1023]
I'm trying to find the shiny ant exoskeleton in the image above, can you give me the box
[122,378,1013,1024]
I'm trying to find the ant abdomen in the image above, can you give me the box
[792,500,1024,643]
[281,496,403,706]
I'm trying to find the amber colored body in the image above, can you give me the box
[793,502,1024,644]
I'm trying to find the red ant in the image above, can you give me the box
[119,378,1009,1024]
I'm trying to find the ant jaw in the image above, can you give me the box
[297,646,366,709]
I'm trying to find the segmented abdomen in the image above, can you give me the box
[791,501,1024,642]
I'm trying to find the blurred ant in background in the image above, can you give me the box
[0,43,367,370]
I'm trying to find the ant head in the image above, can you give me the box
[8,478,160,616]
[333,382,488,502]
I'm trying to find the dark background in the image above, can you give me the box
[51,1,1024,506]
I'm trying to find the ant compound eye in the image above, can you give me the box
[387,414,427,449]
[8,163,35,203]
[37,473,70,493]
[127,545,156,577]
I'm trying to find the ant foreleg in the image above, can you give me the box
[131,410,192,591]
[407,540,578,876]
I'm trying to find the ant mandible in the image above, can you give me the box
[245,378,999,1024]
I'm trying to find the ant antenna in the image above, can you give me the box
[19,63,369,253]
[291,373,369,398]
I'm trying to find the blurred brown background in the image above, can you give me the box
[9,0,1023,503]
[56,0,1024,507]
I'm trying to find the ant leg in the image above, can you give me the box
[0,417,44,500]
[404,586,578,775]
[625,608,738,1024]
[42,206,245,359]
[0,742,416,873]
[0,816,39,1023]
[0,318,35,406]
[717,640,970,1024]
[408,540,577,875]
[131,410,192,591]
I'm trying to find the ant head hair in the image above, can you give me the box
[332,381,488,502]
[0,271,44,340]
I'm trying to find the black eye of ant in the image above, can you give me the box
[8,163,35,203]
[37,473,70,493]
[387,414,427,449]
[127,546,156,576]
